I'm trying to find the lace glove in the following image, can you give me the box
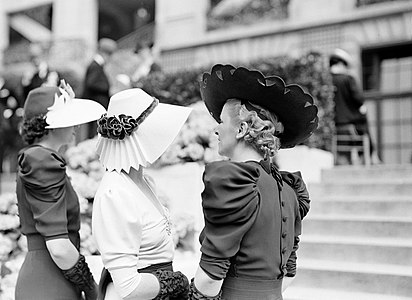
[153,270,189,300]
[188,278,221,300]
[61,254,98,300]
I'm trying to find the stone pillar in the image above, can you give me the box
[156,0,208,49]
[0,3,9,68]
[50,0,98,68]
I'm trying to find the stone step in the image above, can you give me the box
[299,235,412,266]
[308,181,412,197]
[293,259,412,297]
[321,164,412,183]
[310,197,412,217]
[303,215,412,238]
[284,287,412,300]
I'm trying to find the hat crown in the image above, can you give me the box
[107,88,153,118]
[24,86,61,119]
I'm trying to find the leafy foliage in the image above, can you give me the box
[136,52,335,151]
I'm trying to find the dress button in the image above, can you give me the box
[282,232,287,238]
[281,201,285,207]
[282,217,287,222]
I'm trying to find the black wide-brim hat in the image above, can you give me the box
[200,64,318,148]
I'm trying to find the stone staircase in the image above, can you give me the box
[284,164,412,300]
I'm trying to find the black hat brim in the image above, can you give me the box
[200,64,318,148]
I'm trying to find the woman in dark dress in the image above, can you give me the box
[15,82,105,300]
[189,65,318,300]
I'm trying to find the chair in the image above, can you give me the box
[332,124,371,166]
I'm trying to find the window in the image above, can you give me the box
[362,42,412,163]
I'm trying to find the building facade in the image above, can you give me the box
[0,0,411,164]
[156,0,412,164]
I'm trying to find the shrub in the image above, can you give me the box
[136,52,335,151]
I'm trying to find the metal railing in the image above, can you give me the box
[364,90,412,164]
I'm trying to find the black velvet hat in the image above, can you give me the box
[200,64,318,148]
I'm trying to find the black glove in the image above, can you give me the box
[61,254,98,300]
[188,278,221,300]
[153,269,189,300]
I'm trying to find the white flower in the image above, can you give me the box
[80,222,98,255]
[0,234,14,260]
[78,196,89,215]
[180,144,205,161]
[0,193,17,214]
[0,215,20,231]
[17,235,27,252]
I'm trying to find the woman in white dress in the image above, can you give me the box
[92,88,192,300]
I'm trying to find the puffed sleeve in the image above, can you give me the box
[280,171,310,219]
[18,147,70,240]
[92,178,143,299]
[199,161,260,280]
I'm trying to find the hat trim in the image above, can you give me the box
[96,102,192,173]
[97,98,159,140]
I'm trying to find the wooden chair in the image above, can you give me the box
[332,124,371,166]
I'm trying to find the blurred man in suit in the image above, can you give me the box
[83,38,117,138]
[22,43,60,100]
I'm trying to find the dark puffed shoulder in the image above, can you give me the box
[280,171,310,219]
[17,145,70,238]
[200,161,261,279]
[18,145,67,191]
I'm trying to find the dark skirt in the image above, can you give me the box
[15,249,81,300]
[221,276,283,300]
[98,261,173,300]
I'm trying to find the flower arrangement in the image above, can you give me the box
[153,101,224,167]
[137,52,334,152]
[171,213,196,251]
[0,192,25,299]
[65,137,105,200]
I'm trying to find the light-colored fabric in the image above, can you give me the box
[92,170,174,298]
[46,96,106,129]
[104,282,123,300]
[45,84,106,129]
[96,88,192,172]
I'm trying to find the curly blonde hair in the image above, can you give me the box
[225,98,284,157]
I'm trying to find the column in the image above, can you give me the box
[51,0,98,67]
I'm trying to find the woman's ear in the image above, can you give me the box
[236,122,247,139]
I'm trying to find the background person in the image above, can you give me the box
[15,82,105,299]
[329,48,379,164]
[21,43,60,99]
[92,88,192,299]
[82,38,117,139]
[190,64,318,300]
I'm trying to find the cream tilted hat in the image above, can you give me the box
[96,88,192,172]
[23,85,106,129]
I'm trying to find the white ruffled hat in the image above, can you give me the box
[96,88,192,172]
